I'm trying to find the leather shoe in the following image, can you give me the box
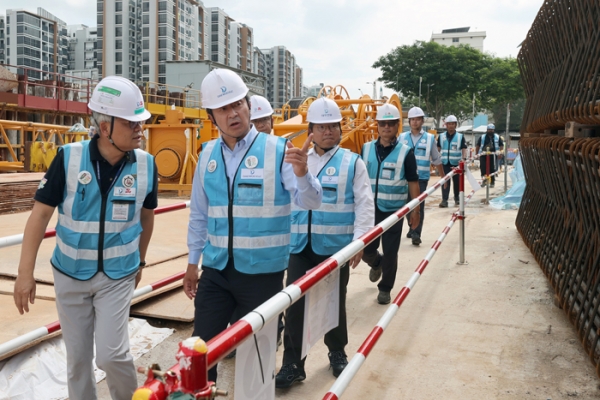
[369,266,382,282]
[377,290,391,304]
[412,235,422,246]
[439,200,448,208]
[328,351,348,377]
[454,199,460,206]
[275,363,306,388]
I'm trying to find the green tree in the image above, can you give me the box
[373,41,488,128]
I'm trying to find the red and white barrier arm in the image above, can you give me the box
[0,201,191,249]
[322,189,477,400]
[165,172,459,374]
[0,270,187,359]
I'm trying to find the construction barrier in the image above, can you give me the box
[324,187,477,400]
[0,200,191,249]
[517,137,600,377]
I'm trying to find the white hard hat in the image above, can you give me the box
[407,106,425,119]
[376,104,400,121]
[306,97,342,123]
[201,68,249,109]
[250,95,273,120]
[88,76,150,121]
[445,115,458,123]
[487,123,495,130]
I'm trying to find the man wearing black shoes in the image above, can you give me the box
[275,98,374,388]
[437,115,467,207]
[360,104,420,305]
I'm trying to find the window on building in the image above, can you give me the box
[143,40,149,50]
[159,51,166,61]
[142,65,149,74]
[159,39,167,48]
[115,15,122,24]
[116,27,122,37]
[143,27,150,36]
[143,1,150,12]
[115,65,122,74]
[97,2,103,11]
[158,64,165,73]
[158,27,167,36]
[158,1,167,11]
[143,52,149,61]
[143,14,149,24]
[452,38,459,42]
[158,14,167,23]
[115,39,122,49]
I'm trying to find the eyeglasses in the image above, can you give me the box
[122,119,145,130]
[313,124,341,133]
[377,120,398,127]
[252,116,271,125]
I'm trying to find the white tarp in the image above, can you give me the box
[0,318,174,400]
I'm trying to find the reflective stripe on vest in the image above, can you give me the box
[480,134,500,152]
[400,131,433,180]
[362,140,409,212]
[440,132,463,165]
[52,141,153,280]
[290,148,357,255]
[199,133,291,274]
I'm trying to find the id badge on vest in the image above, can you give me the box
[112,202,129,221]
[241,168,264,179]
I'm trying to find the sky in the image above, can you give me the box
[3,0,544,100]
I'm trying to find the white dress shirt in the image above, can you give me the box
[308,145,374,240]
[187,127,323,265]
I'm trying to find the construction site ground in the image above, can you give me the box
[1,172,600,399]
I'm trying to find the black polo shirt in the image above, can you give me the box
[35,135,158,209]
[374,138,419,182]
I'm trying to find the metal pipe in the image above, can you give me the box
[458,160,467,265]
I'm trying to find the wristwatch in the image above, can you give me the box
[139,261,147,268]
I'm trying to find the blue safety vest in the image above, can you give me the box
[440,132,464,165]
[399,131,434,180]
[479,134,500,152]
[198,133,291,274]
[290,148,357,255]
[362,140,410,212]
[52,141,154,280]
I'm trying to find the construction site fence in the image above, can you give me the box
[517,0,600,133]
[516,137,600,377]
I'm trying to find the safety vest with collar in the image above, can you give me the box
[479,134,500,153]
[399,131,434,180]
[440,132,464,165]
[198,132,291,274]
[362,140,410,212]
[290,148,357,255]
[52,141,154,280]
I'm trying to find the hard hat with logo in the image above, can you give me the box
[201,68,249,109]
[445,115,458,123]
[487,123,495,130]
[88,76,151,121]
[407,106,425,119]
[306,97,342,123]
[250,95,274,120]
[376,104,400,121]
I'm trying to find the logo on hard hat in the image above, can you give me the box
[221,86,227,93]
[324,109,328,113]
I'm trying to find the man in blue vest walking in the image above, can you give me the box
[183,69,322,382]
[14,76,158,400]
[437,115,467,207]
[400,107,445,246]
[361,103,420,305]
[476,124,504,188]
[275,98,374,388]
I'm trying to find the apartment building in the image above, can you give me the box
[261,45,302,108]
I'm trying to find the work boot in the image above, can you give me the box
[275,363,306,388]
[412,234,422,246]
[439,200,448,208]
[368,252,383,282]
[377,290,391,305]
[328,351,348,377]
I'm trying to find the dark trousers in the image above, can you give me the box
[282,245,350,368]
[479,154,497,184]
[362,207,404,293]
[406,180,428,237]
[193,259,284,382]
[441,163,460,202]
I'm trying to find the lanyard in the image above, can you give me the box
[95,160,126,194]
[410,132,424,149]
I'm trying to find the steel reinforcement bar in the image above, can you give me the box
[518,0,600,133]
[516,137,600,376]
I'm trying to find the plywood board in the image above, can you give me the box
[0,279,56,301]
[130,287,195,322]
[0,197,191,284]
[0,172,45,184]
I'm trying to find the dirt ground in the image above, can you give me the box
[95,182,600,400]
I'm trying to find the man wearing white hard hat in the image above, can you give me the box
[437,115,467,207]
[399,106,445,246]
[14,75,158,399]
[361,103,421,305]
[250,94,274,134]
[476,123,504,188]
[276,98,374,388]
[183,69,322,383]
